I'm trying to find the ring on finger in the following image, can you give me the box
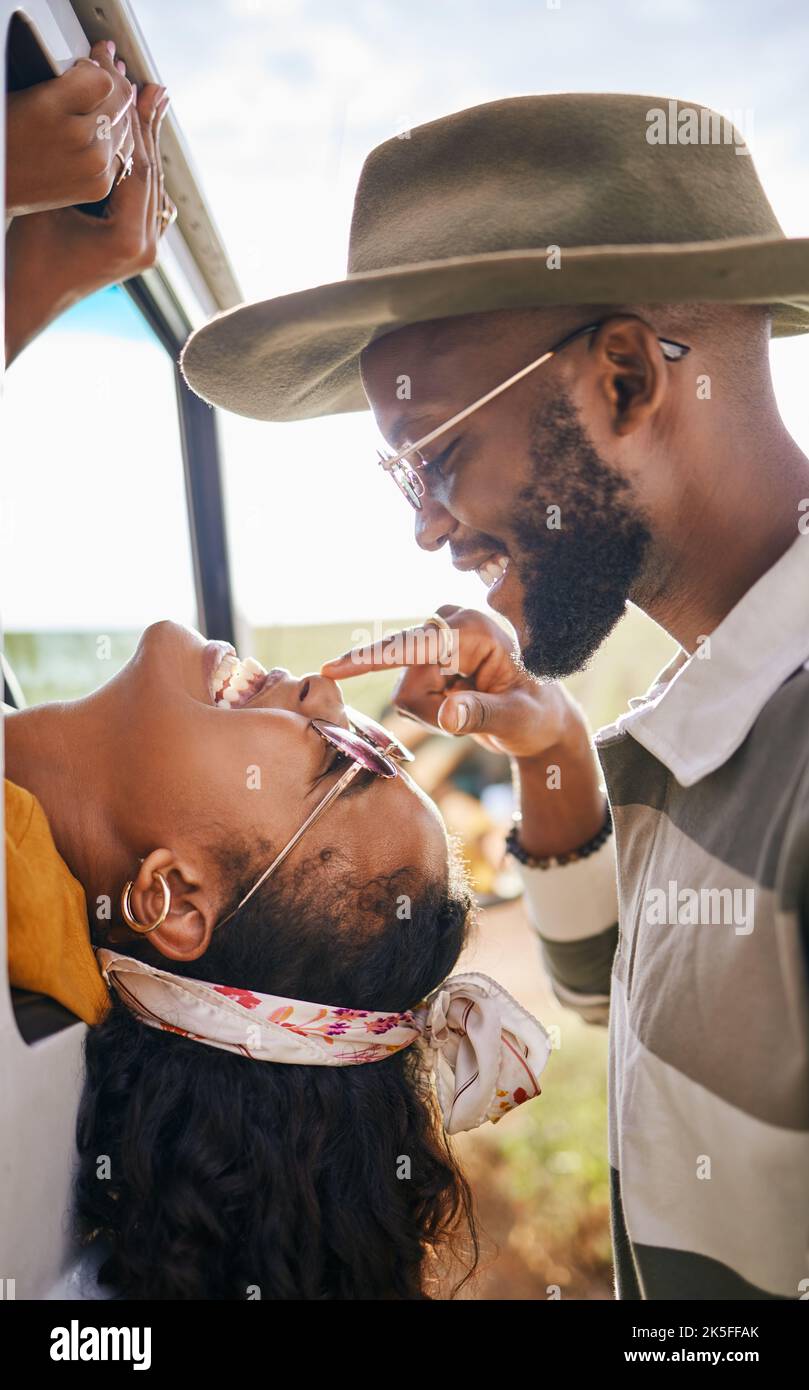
[115,151,134,185]
[423,613,455,666]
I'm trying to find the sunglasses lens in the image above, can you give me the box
[312,721,398,777]
[345,707,415,762]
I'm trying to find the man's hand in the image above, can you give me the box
[321,605,607,859]
[6,40,135,217]
[5,82,175,364]
[322,604,578,756]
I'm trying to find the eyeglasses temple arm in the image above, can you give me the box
[378,323,689,472]
[378,346,558,472]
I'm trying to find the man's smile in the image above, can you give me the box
[450,546,511,584]
[450,546,518,624]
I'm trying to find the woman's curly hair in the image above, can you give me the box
[74,838,479,1299]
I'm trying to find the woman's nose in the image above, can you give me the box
[297,673,348,726]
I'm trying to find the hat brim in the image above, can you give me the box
[180,236,809,422]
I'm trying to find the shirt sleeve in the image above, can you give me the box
[515,832,619,1026]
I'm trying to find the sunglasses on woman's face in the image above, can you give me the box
[313,707,414,775]
[216,709,414,929]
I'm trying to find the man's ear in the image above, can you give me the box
[123,847,218,962]
[587,316,668,436]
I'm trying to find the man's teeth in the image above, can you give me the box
[476,555,510,589]
[211,654,268,707]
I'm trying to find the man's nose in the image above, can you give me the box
[414,492,458,552]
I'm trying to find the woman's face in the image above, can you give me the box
[90,621,449,958]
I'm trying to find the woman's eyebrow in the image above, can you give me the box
[341,770,375,799]
[307,767,375,804]
[309,741,375,798]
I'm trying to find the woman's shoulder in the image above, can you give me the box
[4,777,38,848]
[5,775,111,1026]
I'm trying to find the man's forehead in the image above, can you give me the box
[360,336,451,443]
[362,305,561,365]
[384,407,442,449]
[361,305,578,445]
[362,318,460,372]
[360,320,482,434]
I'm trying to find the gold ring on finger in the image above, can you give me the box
[423,613,455,666]
[115,151,134,185]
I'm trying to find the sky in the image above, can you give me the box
[4,0,809,631]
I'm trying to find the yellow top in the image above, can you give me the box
[5,778,110,1025]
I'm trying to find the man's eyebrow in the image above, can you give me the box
[388,415,416,449]
[388,412,441,451]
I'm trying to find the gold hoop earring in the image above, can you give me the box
[120,872,171,935]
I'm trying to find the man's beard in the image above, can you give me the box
[511,392,652,680]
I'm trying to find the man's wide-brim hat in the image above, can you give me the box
[181,92,809,423]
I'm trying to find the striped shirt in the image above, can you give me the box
[518,532,809,1300]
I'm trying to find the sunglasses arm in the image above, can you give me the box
[216,761,363,928]
[378,346,556,474]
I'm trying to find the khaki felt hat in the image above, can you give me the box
[180,92,809,423]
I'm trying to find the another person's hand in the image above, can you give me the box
[6,40,135,217]
[4,82,174,364]
[321,605,607,858]
[321,604,579,758]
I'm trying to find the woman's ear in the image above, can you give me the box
[124,847,218,961]
[588,315,668,436]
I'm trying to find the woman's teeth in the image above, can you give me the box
[210,654,268,707]
[476,555,510,589]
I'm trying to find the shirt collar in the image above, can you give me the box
[593,534,809,787]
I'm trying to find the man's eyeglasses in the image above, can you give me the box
[376,319,691,510]
[216,709,414,929]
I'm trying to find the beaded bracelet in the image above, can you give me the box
[505,799,612,870]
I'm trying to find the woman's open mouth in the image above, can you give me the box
[205,644,288,708]
[209,649,266,706]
